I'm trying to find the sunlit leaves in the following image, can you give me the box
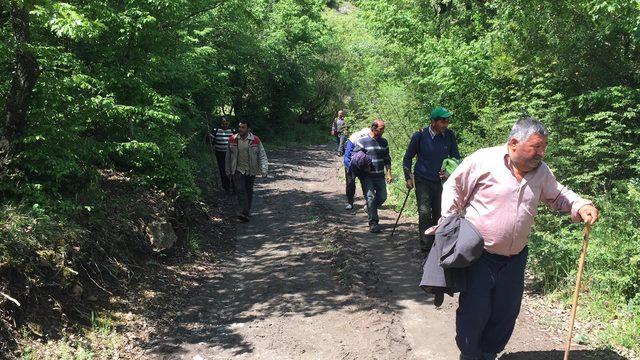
[32,2,106,40]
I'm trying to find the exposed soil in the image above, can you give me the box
[17,144,634,359]
[122,144,633,360]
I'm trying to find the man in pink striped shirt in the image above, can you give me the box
[441,117,599,360]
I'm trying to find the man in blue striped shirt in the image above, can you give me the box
[353,119,393,233]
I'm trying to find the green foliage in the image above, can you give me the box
[184,228,203,253]
[1,0,336,208]
[530,181,640,349]
[328,0,640,352]
[3,0,639,353]
[0,204,83,286]
[1,2,338,352]
[90,311,115,335]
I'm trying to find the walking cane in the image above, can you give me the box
[563,222,591,360]
[390,187,412,239]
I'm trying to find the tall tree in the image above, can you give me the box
[1,1,40,156]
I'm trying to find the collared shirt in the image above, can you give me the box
[403,126,459,182]
[441,144,592,256]
[353,134,391,177]
[348,127,370,143]
[428,125,437,139]
[332,117,346,135]
[236,136,250,174]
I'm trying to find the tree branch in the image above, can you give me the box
[1,291,21,306]
[161,1,226,30]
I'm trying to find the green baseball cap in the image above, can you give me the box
[430,107,452,120]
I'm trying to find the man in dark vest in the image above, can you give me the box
[403,107,460,257]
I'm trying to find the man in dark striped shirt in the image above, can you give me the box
[353,119,393,233]
[209,116,236,193]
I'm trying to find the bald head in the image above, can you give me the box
[370,119,385,138]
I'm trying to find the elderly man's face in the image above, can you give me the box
[372,122,385,137]
[509,133,547,173]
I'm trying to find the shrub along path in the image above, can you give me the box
[136,144,630,359]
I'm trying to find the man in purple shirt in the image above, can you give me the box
[441,117,599,360]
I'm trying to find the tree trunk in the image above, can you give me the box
[2,1,40,151]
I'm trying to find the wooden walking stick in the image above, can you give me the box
[563,222,591,360]
[390,188,412,239]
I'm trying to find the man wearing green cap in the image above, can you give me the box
[403,107,460,257]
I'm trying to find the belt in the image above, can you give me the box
[483,246,527,261]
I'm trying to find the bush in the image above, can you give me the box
[0,204,84,290]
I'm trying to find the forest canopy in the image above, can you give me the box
[1,0,639,354]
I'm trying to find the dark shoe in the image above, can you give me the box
[237,214,250,222]
[433,291,444,307]
[481,353,497,360]
[369,224,381,233]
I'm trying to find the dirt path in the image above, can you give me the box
[138,144,629,360]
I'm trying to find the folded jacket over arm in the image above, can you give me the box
[420,214,484,296]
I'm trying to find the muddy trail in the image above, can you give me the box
[130,144,628,360]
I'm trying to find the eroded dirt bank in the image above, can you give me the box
[128,144,629,360]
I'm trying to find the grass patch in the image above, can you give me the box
[185,228,204,253]
[1,204,84,278]
[307,215,320,223]
[19,324,124,360]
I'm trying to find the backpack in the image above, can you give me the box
[349,150,373,177]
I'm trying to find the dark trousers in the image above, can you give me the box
[363,176,387,225]
[345,168,365,205]
[338,134,347,155]
[232,172,256,216]
[215,151,231,192]
[456,247,528,358]
[415,177,442,252]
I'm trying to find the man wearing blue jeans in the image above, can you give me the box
[353,119,393,233]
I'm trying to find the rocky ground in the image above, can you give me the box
[21,144,632,360]
[120,144,632,360]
